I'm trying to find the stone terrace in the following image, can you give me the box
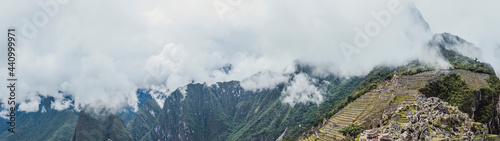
[301,69,490,141]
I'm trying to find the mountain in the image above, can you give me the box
[0,90,152,141]
[127,99,161,141]
[118,89,155,125]
[430,33,495,75]
[122,66,363,141]
[0,96,78,141]
[116,34,500,140]
[72,107,133,141]
[301,33,500,140]
[1,33,498,141]
[2,33,498,141]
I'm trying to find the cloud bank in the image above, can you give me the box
[281,73,322,106]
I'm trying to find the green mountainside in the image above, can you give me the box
[72,107,133,141]
[127,99,161,141]
[0,96,78,141]
[132,71,363,141]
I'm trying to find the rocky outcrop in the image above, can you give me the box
[491,95,500,134]
[359,97,490,141]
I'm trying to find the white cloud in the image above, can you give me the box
[18,95,41,112]
[240,71,289,91]
[147,88,167,109]
[51,98,73,111]
[60,53,139,111]
[281,73,322,106]
[41,106,47,113]
[0,111,9,119]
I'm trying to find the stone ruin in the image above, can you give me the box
[358,97,493,141]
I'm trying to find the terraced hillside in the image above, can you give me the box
[316,92,393,140]
[301,69,489,140]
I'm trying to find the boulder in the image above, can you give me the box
[379,133,393,141]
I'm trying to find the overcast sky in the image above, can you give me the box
[0,0,498,113]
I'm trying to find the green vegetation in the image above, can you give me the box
[397,60,435,76]
[392,95,415,104]
[227,75,364,140]
[419,73,474,113]
[426,33,500,133]
[419,73,500,132]
[338,124,363,139]
[0,96,78,141]
[449,57,494,75]
[127,100,161,141]
[73,108,133,141]
[128,67,365,141]
[435,37,496,75]
[327,66,394,118]
[302,66,394,140]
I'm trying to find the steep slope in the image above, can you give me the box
[139,81,243,141]
[0,90,152,141]
[430,33,495,75]
[429,33,500,134]
[229,75,363,141]
[133,67,363,141]
[0,96,78,141]
[127,99,162,141]
[72,108,133,141]
[118,89,155,125]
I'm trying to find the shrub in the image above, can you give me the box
[419,73,499,126]
[339,124,363,137]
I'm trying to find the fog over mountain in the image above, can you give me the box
[0,0,498,114]
[414,0,500,78]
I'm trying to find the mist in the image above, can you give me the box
[414,0,500,76]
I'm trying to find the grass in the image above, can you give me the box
[392,95,415,104]
[488,134,498,137]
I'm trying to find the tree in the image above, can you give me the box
[339,124,363,140]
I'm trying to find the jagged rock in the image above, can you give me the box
[425,135,432,141]
[359,97,490,141]
[379,133,393,141]
[365,129,378,139]
[405,133,413,140]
